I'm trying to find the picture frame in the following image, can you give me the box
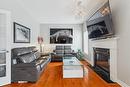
[14,22,30,43]
[50,28,73,44]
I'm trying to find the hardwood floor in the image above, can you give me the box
[3,61,121,87]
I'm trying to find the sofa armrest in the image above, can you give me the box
[12,62,36,68]
[11,62,41,82]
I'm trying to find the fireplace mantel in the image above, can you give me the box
[88,37,118,82]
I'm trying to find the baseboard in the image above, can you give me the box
[117,79,130,87]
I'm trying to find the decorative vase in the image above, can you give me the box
[38,36,43,52]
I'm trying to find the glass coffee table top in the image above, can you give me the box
[63,57,82,66]
[63,57,84,78]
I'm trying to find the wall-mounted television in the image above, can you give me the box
[87,1,114,40]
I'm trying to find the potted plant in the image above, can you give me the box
[77,49,84,60]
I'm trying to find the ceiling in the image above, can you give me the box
[17,0,107,24]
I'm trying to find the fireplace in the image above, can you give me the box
[92,47,113,83]
[94,48,110,73]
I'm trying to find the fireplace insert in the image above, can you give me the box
[91,47,114,83]
[94,48,110,72]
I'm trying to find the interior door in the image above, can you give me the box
[0,9,11,86]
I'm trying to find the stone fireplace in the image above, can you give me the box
[88,38,118,82]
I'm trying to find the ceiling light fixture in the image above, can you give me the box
[74,0,87,19]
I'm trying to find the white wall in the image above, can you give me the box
[0,0,39,85]
[82,22,90,62]
[110,0,130,86]
[84,0,130,86]
[0,0,39,48]
[40,24,83,52]
[82,0,108,63]
[83,23,88,54]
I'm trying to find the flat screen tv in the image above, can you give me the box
[87,1,114,39]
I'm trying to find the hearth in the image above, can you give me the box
[91,47,114,83]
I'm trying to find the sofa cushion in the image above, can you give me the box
[56,46,64,50]
[34,51,41,59]
[35,59,45,65]
[19,53,35,63]
[64,54,74,57]
[56,53,64,56]
[64,46,71,49]
[64,50,72,54]
[40,61,46,69]
[13,47,35,56]
[55,50,64,54]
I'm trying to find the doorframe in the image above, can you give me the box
[0,9,11,86]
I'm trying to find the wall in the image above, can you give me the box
[82,22,90,62]
[40,24,83,52]
[110,0,130,86]
[0,0,39,85]
[82,0,108,64]
[0,0,39,48]
[84,0,130,86]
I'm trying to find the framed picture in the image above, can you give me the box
[50,28,73,44]
[14,22,30,43]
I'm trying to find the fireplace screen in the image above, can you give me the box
[93,47,110,72]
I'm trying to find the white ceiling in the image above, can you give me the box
[17,0,89,24]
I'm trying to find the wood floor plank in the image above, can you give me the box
[2,61,121,87]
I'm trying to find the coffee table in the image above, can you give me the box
[63,57,84,78]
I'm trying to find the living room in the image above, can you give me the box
[0,0,130,87]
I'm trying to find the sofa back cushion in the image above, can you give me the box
[55,46,64,56]
[19,53,35,63]
[64,46,72,54]
[55,50,64,54]
[55,50,64,56]
[64,46,71,50]
[55,45,72,56]
[64,50,72,54]
[56,46,64,50]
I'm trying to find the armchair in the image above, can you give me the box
[51,45,74,62]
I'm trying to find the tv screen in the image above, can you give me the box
[87,1,114,39]
[87,21,109,39]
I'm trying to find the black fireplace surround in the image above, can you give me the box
[91,47,114,83]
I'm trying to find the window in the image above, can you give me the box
[83,23,88,54]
